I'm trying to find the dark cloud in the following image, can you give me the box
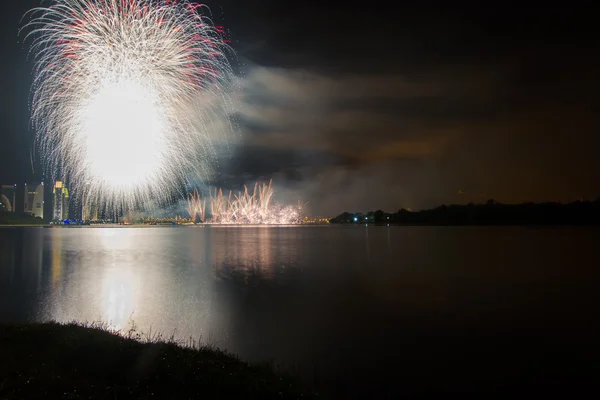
[216,58,599,215]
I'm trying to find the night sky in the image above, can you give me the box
[1,1,599,216]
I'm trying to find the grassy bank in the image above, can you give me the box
[0,322,320,399]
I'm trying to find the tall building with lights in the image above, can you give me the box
[0,184,17,212]
[52,181,70,220]
[24,182,45,219]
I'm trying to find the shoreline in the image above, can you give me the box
[2,223,599,228]
[0,322,319,399]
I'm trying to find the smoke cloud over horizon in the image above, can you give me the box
[207,64,599,216]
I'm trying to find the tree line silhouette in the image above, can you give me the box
[329,199,600,225]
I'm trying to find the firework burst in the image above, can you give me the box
[186,188,206,222]
[188,181,304,225]
[23,0,234,210]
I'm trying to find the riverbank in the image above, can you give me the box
[0,322,320,399]
[0,224,46,227]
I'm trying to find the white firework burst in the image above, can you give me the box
[187,181,304,225]
[22,0,234,211]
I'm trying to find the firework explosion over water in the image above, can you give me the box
[23,0,235,210]
[187,181,303,224]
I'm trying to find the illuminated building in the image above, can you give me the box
[52,181,70,220]
[0,184,17,212]
[24,182,45,219]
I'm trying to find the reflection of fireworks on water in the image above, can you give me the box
[188,181,303,224]
[23,0,234,210]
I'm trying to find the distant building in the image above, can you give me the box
[52,181,70,220]
[24,182,45,219]
[0,184,17,212]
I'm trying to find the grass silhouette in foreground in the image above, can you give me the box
[0,322,319,399]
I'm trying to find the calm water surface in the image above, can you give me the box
[1,226,599,397]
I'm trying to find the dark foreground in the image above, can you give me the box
[1,324,599,399]
[0,322,319,399]
[2,227,600,399]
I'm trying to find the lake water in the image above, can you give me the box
[1,226,599,397]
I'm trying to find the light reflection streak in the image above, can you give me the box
[97,229,140,330]
[212,227,275,279]
[102,266,136,330]
[33,227,296,345]
[51,231,62,288]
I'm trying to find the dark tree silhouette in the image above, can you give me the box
[329,200,600,225]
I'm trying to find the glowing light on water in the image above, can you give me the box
[23,0,234,210]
